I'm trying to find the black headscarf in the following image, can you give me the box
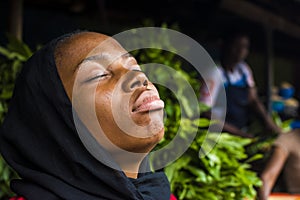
[0,33,170,200]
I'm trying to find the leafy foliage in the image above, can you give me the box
[0,156,16,198]
[165,131,262,200]
[0,36,33,199]
[245,111,293,169]
[0,36,33,123]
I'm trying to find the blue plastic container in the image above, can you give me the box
[291,120,300,129]
[279,87,294,99]
[272,101,285,112]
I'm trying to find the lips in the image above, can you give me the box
[132,91,164,113]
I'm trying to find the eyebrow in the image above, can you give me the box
[84,52,132,62]
[77,52,133,69]
[122,52,134,58]
[81,54,108,64]
[74,54,108,72]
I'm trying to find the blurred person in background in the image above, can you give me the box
[200,30,281,138]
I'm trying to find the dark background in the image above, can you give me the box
[1,0,300,98]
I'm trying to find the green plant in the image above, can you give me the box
[245,111,293,162]
[0,36,33,122]
[272,112,293,133]
[0,156,17,198]
[0,36,33,199]
[131,22,262,199]
[165,130,262,200]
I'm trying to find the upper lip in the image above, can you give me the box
[132,90,162,112]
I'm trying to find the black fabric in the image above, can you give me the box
[0,33,170,200]
[224,70,250,129]
[225,85,249,128]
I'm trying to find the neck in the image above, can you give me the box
[112,151,147,179]
[125,171,139,179]
[222,58,239,71]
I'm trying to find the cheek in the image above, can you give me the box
[242,49,248,57]
[73,85,97,127]
[95,90,114,125]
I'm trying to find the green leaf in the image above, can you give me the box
[193,118,210,128]
[245,154,263,163]
[184,165,207,182]
[2,166,10,181]
[7,34,33,58]
[0,89,13,99]
[0,46,11,57]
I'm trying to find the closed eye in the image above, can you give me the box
[85,73,110,83]
[132,69,142,72]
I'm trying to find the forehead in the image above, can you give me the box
[56,34,129,72]
[233,36,249,44]
[86,38,127,58]
[78,38,129,70]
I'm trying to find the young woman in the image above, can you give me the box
[200,31,281,138]
[0,31,171,200]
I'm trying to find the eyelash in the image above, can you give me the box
[86,73,109,82]
[132,69,142,72]
[84,68,142,83]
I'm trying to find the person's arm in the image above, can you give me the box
[204,112,253,138]
[248,87,282,134]
[258,146,289,200]
[222,122,253,138]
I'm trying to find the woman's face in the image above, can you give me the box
[229,36,249,62]
[56,32,165,153]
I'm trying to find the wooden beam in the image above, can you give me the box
[220,0,300,39]
[265,26,273,114]
[8,0,23,41]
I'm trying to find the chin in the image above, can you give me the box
[144,120,165,151]
[154,127,165,144]
[128,119,165,153]
[142,109,165,139]
[147,118,164,137]
[132,128,165,153]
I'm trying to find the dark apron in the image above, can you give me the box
[224,70,250,129]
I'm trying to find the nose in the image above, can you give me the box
[122,71,149,92]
